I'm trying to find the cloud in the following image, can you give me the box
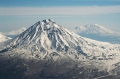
[0,6,120,15]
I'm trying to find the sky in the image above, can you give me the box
[0,0,120,32]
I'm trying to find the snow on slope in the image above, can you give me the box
[74,24,120,36]
[0,33,11,42]
[3,27,26,35]
[0,19,120,63]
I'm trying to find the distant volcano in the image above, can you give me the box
[0,33,11,42]
[74,24,120,43]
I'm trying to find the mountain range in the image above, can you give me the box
[3,27,26,38]
[0,33,11,42]
[0,19,120,79]
[73,24,120,44]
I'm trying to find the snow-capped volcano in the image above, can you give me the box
[74,24,119,36]
[74,24,120,43]
[0,33,11,42]
[0,19,120,79]
[2,19,88,59]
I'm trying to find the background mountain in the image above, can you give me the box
[73,24,120,44]
[0,19,120,79]
[0,33,11,42]
[3,27,26,38]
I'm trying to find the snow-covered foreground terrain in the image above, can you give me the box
[0,19,120,79]
[73,24,120,44]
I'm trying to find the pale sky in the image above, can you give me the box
[0,0,120,32]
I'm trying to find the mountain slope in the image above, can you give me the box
[74,24,120,43]
[0,19,120,79]
[0,33,11,42]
